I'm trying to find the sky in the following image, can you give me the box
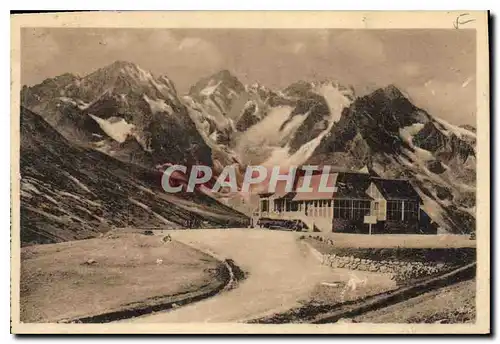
[21,28,476,125]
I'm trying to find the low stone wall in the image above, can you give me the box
[305,237,475,285]
[321,253,449,284]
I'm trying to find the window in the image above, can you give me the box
[333,199,371,220]
[274,199,284,212]
[403,201,418,221]
[260,199,269,212]
[333,199,341,218]
[387,200,418,221]
[386,200,402,220]
[305,201,312,216]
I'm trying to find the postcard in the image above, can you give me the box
[10,11,490,334]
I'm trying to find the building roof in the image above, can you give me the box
[371,178,421,200]
[259,169,419,202]
[334,172,373,200]
[280,172,373,201]
[257,168,300,198]
[271,179,298,198]
[291,173,338,201]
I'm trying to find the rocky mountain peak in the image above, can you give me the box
[282,80,313,97]
[108,60,138,69]
[157,75,178,94]
[98,60,148,76]
[353,85,430,129]
[213,69,233,79]
[381,84,406,99]
[189,69,245,98]
[89,60,153,84]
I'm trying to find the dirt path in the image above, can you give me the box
[122,229,334,323]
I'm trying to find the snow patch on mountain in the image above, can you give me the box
[128,197,151,211]
[262,85,354,167]
[63,173,92,194]
[143,94,173,114]
[237,106,295,146]
[399,123,434,162]
[57,96,89,110]
[200,81,222,96]
[313,83,353,122]
[89,114,135,143]
[399,123,425,143]
[262,131,324,168]
[58,191,102,207]
[433,116,477,140]
[209,130,219,142]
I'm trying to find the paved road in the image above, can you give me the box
[123,229,333,323]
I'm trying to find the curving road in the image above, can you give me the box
[122,229,335,323]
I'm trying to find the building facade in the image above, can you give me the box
[254,171,434,234]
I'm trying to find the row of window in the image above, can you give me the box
[274,199,299,212]
[260,198,419,221]
[273,199,334,212]
[333,199,371,220]
[386,200,418,221]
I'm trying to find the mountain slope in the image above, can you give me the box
[21,61,212,168]
[20,107,249,246]
[234,80,355,166]
[307,85,476,233]
[184,70,278,147]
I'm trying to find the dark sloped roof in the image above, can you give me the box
[258,192,274,197]
[334,172,373,200]
[291,173,338,201]
[258,169,419,202]
[278,192,297,200]
[371,178,420,200]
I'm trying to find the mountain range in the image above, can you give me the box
[21,60,477,238]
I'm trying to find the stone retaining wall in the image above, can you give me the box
[304,237,475,285]
[321,253,450,284]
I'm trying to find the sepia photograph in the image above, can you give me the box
[10,11,490,334]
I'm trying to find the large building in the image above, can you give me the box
[254,171,435,234]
